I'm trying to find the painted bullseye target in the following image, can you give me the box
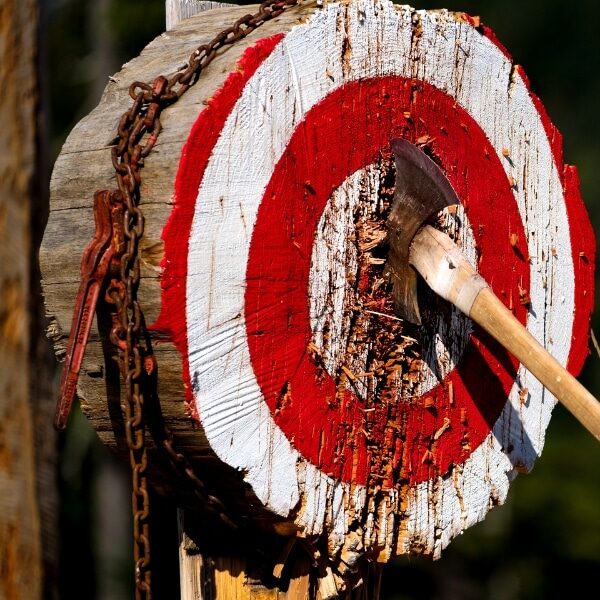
[158,0,594,558]
[246,76,529,488]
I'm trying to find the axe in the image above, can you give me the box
[387,138,600,441]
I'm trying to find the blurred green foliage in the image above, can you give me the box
[43,1,599,598]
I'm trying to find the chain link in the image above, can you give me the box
[103,2,301,597]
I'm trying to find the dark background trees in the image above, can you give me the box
[41,1,599,598]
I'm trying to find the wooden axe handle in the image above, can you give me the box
[410,224,600,441]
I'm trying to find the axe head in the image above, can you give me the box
[386,138,460,324]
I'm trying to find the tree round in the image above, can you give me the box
[42,0,595,568]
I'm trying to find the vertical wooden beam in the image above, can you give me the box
[0,0,43,598]
[166,0,234,30]
[166,6,234,599]
[178,511,210,600]
[166,2,214,593]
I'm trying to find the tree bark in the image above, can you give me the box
[0,0,44,598]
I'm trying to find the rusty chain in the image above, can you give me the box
[103,2,301,597]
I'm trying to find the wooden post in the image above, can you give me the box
[178,511,206,600]
[166,0,233,30]
[168,6,218,600]
[0,0,43,597]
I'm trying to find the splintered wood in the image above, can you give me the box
[309,154,472,492]
[41,0,594,588]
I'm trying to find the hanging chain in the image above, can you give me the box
[103,2,301,597]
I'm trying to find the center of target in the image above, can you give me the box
[309,159,477,402]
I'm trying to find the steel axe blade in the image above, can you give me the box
[386,138,459,323]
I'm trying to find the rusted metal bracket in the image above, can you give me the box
[54,190,123,430]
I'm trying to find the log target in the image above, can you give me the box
[42,0,594,563]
